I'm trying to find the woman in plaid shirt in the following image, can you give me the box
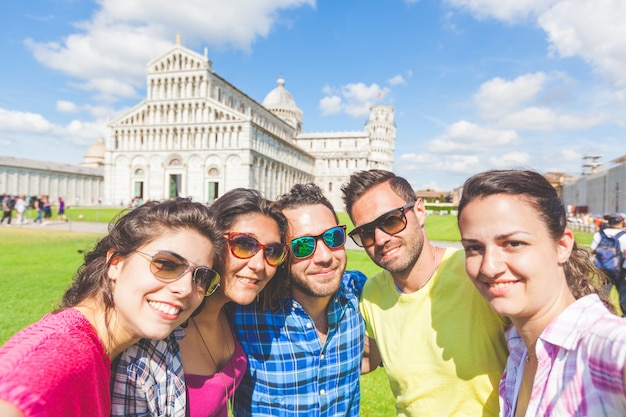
[458,169,626,417]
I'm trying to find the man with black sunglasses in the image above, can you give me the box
[232,183,367,417]
[341,170,509,417]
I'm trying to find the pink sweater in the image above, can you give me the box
[0,308,111,417]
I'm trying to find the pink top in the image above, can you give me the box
[0,308,111,417]
[185,337,247,417]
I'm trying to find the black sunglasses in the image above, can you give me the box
[136,250,221,296]
[225,232,287,267]
[348,201,416,247]
[290,225,346,259]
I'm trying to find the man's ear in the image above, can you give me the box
[412,198,427,228]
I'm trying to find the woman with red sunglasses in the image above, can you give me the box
[112,188,288,417]
[0,198,223,417]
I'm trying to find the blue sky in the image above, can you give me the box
[1,0,625,191]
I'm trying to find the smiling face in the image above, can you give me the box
[458,193,574,320]
[284,204,346,299]
[221,213,282,305]
[108,229,212,343]
[350,181,425,275]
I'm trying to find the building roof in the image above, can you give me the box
[0,156,103,177]
[262,77,301,113]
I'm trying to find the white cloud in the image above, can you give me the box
[538,0,626,88]
[388,74,406,86]
[23,0,316,102]
[0,108,52,133]
[489,151,530,167]
[320,96,342,115]
[474,73,548,120]
[320,82,389,118]
[448,1,626,89]
[444,0,560,23]
[561,149,581,161]
[60,120,108,145]
[474,72,605,130]
[400,152,484,175]
[428,120,519,153]
[57,100,79,113]
[498,107,604,131]
[0,107,106,146]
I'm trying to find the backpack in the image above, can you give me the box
[594,229,626,282]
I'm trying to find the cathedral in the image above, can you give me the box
[104,38,396,209]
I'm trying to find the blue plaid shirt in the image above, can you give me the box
[232,271,366,417]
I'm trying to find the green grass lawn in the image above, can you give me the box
[0,212,598,415]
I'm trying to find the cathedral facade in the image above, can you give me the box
[104,40,395,209]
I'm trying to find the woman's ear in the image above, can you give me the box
[557,228,575,265]
[106,249,123,281]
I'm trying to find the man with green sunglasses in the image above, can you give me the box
[342,169,509,417]
[232,183,367,417]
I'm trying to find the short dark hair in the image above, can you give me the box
[274,183,338,224]
[605,213,625,226]
[341,169,416,217]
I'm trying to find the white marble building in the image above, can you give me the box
[0,140,103,207]
[104,39,395,209]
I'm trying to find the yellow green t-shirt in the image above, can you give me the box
[360,247,509,417]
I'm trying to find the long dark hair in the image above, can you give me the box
[60,197,225,325]
[209,188,288,310]
[458,169,615,313]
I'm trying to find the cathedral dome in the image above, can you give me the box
[262,77,299,111]
[81,138,105,167]
[262,77,303,132]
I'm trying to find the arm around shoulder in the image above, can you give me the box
[361,336,382,374]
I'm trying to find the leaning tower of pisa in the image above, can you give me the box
[365,105,396,170]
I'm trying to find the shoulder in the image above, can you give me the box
[361,270,394,302]
[0,310,110,399]
[0,309,103,360]
[232,300,289,330]
[440,247,466,266]
[341,270,367,296]
[124,327,182,361]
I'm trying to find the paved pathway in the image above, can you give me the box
[6,220,109,234]
[8,220,462,249]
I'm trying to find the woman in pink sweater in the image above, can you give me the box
[0,198,224,417]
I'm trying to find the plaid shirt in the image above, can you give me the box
[232,271,366,417]
[110,327,187,417]
[501,294,626,416]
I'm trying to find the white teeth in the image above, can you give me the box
[490,282,516,289]
[239,277,256,284]
[149,301,180,315]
